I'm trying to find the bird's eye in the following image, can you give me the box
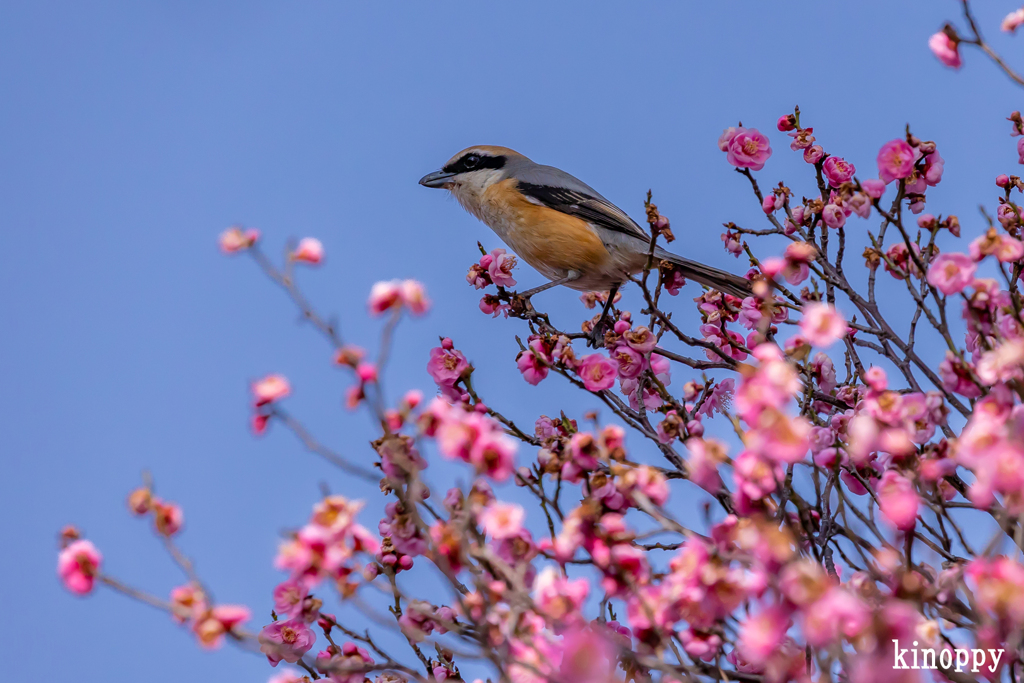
[463,154,480,170]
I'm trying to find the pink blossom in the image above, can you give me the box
[803,145,823,164]
[291,238,324,265]
[928,32,962,68]
[971,228,1024,262]
[721,231,743,257]
[258,618,316,666]
[400,280,430,315]
[718,126,743,151]
[788,127,815,150]
[485,248,517,288]
[253,374,290,406]
[876,139,917,184]
[153,499,184,536]
[623,326,657,354]
[878,470,919,531]
[268,670,306,683]
[58,540,102,595]
[696,378,734,418]
[803,587,870,646]
[939,351,983,398]
[822,203,846,229]
[923,151,944,185]
[273,579,308,619]
[799,303,848,347]
[368,281,402,315]
[976,340,1024,385]
[195,605,252,649]
[516,346,549,386]
[533,567,589,622]
[479,502,525,539]
[864,366,888,392]
[427,344,469,389]
[737,605,790,666]
[823,156,856,187]
[1005,8,1024,32]
[469,432,517,481]
[684,437,726,493]
[577,354,618,391]
[611,344,644,380]
[479,295,509,318]
[927,253,976,294]
[861,178,886,199]
[219,226,259,253]
[726,128,773,171]
[776,114,796,132]
[680,629,722,661]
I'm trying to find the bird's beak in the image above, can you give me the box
[418,170,456,189]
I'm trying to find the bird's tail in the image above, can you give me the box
[654,247,752,299]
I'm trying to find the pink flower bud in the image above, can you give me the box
[776,114,796,132]
[613,320,630,335]
[291,237,324,265]
[997,174,1011,187]
[803,145,824,164]
[356,363,378,383]
[252,374,290,406]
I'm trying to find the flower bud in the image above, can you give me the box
[127,487,153,515]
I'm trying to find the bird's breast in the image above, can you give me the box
[460,179,613,279]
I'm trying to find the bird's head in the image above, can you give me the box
[418,146,526,194]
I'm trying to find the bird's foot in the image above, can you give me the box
[508,292,535,318]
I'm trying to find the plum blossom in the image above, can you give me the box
[253,374,290,406]
[970,227,1024,262]
[482,248,517,288]
[258,618,316,666]
[369,280,430,316]
[577,354,617,391]
[219,226,259,253]
[927,253,976,294]
[822,203,846,229]
[291,238,324,265]
[1004,8,1024,32]
[737,605,790,666]
[58,540,102,595]
[479,502,525,539]
[516,338,550,386]
[877,139,917,184]
[777,114,796,132]
[861,178,886,199]
[427,340,470,399]
[533,567,588,624]
[823,156,856,187]
[724,128,773,171]
[877,470,919,530]
[976,340,1024,385]
[928,32,962,68]
[799,303,848,347]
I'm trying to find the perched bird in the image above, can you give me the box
[419,146,751,341]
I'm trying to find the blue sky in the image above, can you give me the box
[2,1,1023,680]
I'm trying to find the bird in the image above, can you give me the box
[419,145,751,341]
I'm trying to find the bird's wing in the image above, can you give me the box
[508,163,652,243]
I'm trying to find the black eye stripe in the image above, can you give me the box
[443,153,507,174]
